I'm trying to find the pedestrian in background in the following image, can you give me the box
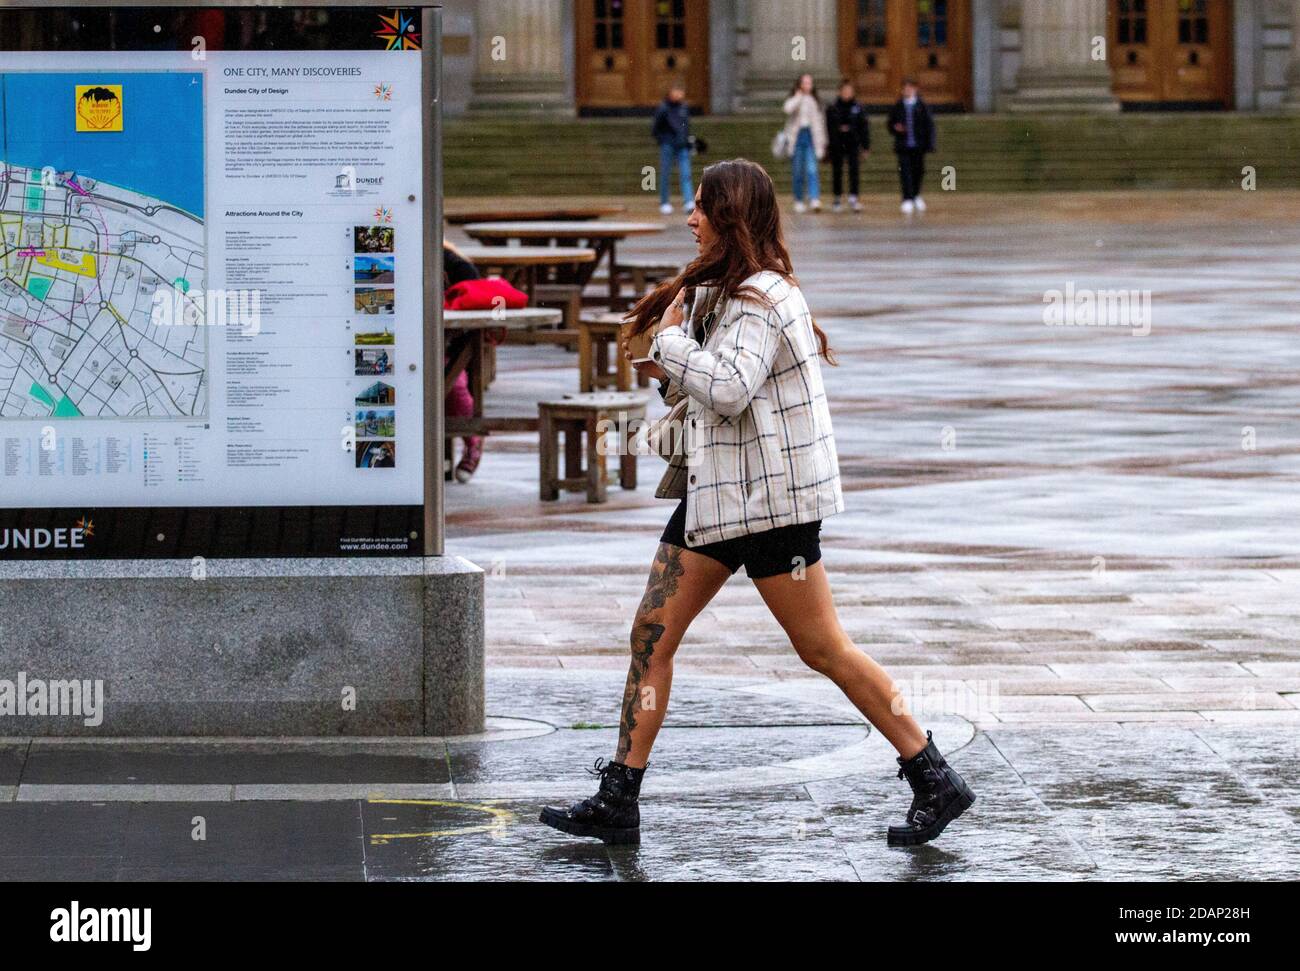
[443,240,483,482]
[781,73,827,213]
[652,82,695,215]
[825,78,871,213]
[887,77,936,215]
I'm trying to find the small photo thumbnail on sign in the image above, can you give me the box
[356,408,395,439]
[355,348,392,376]
[356,440,396,469]
[354,225,395,254]
[355,325,394,346]
[356,381,395,406]
[355,255,394,284]
[355,286,395,316]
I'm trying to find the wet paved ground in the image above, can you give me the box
[1,674,1297,880]
[2,192,1298,880]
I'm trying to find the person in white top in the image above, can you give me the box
[540,159,977,850]
[781,73,828,213]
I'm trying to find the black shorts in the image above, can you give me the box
[659,499,822,580]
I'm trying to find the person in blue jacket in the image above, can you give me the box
[651,82,695,215]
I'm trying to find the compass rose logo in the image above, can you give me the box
[375,10,421,51]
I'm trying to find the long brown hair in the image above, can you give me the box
[626,158,835,363]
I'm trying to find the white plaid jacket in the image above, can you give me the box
[650,271,844,547]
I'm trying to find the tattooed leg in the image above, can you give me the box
[615,543,730,768]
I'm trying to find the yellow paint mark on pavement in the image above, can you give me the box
[366,797,513,844]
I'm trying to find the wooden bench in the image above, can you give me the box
[538,392,648,503]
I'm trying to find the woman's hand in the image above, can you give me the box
[663,291,686,330]
[620,334,670,382]
[619,291,684,383]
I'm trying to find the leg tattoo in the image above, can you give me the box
[616,545,685,762]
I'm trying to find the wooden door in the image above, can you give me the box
[1162,0,1232,103]
[839,0,972,109]
[1110,0,1233,106]
[576,0,710,112]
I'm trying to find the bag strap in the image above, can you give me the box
[689,284,725,343]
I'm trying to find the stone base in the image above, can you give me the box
[0,556,483,737]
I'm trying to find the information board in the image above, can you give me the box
[0,6,439,558]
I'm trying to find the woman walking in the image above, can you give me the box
[540,159,975,848]
[781,74,827,213]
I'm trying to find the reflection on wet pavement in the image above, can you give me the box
[1,670,1296,880]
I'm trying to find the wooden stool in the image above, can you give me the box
[538,392,648,503]
[533,283,584,331]
[577,313,631,392]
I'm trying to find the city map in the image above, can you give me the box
[0,71,206,419]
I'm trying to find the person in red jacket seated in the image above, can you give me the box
[444,241,483,482]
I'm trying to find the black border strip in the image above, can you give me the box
[0,505,424,559]
[0,5,426,53]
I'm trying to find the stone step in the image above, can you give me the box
[447,114,1300,195]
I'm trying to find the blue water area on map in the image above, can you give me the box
[1,71,204,217]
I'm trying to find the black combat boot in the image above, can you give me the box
[887,731,976,847]
[539,759,644,845]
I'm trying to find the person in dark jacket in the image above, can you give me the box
[886,78,936,215]
[825,79,871,213]
[651,82,694,215]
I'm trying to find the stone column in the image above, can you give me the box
[469,0,571,114]
[1284,0,1300,110]
[739,0,841,110]
[1009,0,1119,111]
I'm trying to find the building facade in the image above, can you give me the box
[441,0,1300,114]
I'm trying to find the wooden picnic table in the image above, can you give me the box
[443,307,562,437]
[445,203,625,225]
[456,244,596,300]
[461,220,666,308]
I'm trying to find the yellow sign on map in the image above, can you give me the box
[75,85,124,132]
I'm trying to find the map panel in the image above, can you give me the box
[0,72,205,420]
